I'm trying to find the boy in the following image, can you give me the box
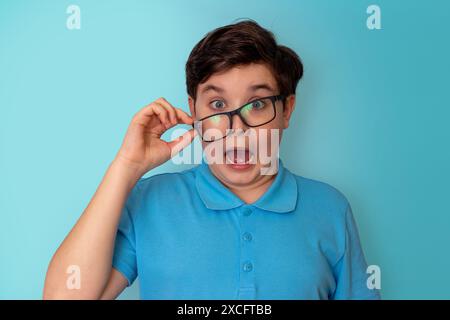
[44,19,380,300]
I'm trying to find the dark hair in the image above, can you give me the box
[185,19,303,102]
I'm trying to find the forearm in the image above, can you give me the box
[43,159,141,299]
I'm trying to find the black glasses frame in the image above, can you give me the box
[193,94,285,142]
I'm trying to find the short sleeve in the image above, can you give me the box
[112,200,138,286]
[331,204,381,300]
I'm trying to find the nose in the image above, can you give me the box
[230,113,248,133]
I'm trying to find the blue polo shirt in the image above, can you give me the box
[112,159,380,300]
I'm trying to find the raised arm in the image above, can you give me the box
[43,98,195,299]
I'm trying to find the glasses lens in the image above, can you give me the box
[198,114,230,141]
[239,97,275,126]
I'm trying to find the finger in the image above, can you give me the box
[152,103,173,129]
[131,104,156,126]
[164,108,194,130]
[132,102,170,128]
[156,97,193,125]
[168,128,197,158]
[155,98,178,125]
[174,107,194,125]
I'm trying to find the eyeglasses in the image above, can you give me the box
[193,94,285,142]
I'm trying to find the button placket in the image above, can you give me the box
[238,206,256,299]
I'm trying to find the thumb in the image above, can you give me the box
[168,128,197,158]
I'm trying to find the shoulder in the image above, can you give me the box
[296,174,349,209]
[123,165,199,217]
[128,165,199,200]
[138,165,197,187]
[286,169,351,223]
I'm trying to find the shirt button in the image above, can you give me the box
[242,208,253,216]
[242,232,253,242]
[243,262,253,272]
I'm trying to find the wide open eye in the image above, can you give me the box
[241,99,267,116]
[210,100,225,110]
[251,99,266,109]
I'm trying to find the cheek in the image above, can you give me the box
[256,119,284,140]
[276,112,287,128]
[252,127,283,156]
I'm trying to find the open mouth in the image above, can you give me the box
[224,147,255,166]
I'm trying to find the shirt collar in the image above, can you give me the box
[195,158,298,213]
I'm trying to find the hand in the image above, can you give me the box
[113,97,197,178]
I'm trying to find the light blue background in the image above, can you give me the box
[1,0,449,299]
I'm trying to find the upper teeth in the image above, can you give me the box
[225,149,255,164]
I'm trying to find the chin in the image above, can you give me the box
[213,162,262,186]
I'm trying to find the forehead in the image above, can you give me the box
[197,63,278,97]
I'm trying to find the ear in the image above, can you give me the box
[283,94,296,129]
[188,95,196,118]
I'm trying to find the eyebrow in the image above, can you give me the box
[248,83,276,93]
[200,84,225,95]
[200,83,276,95]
